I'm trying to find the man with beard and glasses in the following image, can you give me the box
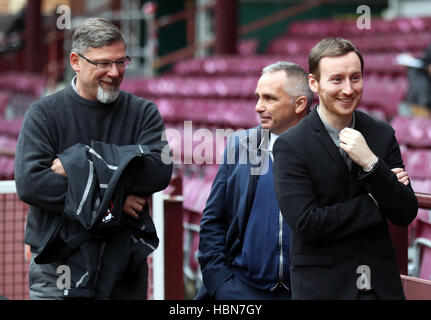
[273,37,418,300]
[14,17,172,299]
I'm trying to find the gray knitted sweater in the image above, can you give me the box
[14,83,172,252]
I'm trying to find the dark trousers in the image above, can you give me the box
[110,261,148,300]
[356,290,378,300]
[29,252,148,300]
[208,274,291,300]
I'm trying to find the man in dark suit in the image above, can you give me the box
[196,61,314,299]
[273,37,418,300]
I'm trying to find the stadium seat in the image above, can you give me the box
[237,38,259,56]
[392,116,431,148]
[405,149,431,179]
[0,156,14,179]
[154,97,257,128]
[0,118,23,137]
[411,179,431,194]
[0,135,17,153]
[182,165,218,213]
[0,91,9,116]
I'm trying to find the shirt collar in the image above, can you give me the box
[316,105,356,133]
[71,76,79,94]
[269,132,279,153]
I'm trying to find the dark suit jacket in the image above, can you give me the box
[273,108,418,300]
[197,126,270,298]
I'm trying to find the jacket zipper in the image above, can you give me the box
[278,210,283,282]
[270,210,286,292]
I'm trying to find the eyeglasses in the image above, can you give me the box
[77,53,132,71]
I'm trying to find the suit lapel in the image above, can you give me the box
[354,111,370,147]
[310,108,349,178]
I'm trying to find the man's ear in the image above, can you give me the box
[308,73,319,93]
[294,96,307,114]
[70,52,80,72]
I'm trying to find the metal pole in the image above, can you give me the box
[195,0,214,58]
[143,2,157,77]
[25,0,42,73]
[215,0,237,54]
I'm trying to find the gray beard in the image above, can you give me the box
[97,85,119,104]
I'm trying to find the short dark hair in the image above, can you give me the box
[309,37,364,81]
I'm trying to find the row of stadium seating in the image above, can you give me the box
[267,32,431,55]
[121,76,259,99]
[0,73,45,180]
[411,178,431,194]
[123,74,407,118]
[404,149,431,180]
[0,91,9,115]
[0,118,22,137]
[287,16,431,37]
[171,52,412,77]
[156,98,258,127]
[393,116,431,148]
[0,72,46,96]
[0,156,14,180]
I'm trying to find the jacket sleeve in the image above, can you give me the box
[198,137,234,297]
[359,134,418,226]
[14,104,67,213]
[273,135,385,244]
[127,102,172,196]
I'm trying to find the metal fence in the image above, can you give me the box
[0,181,29,299]
[0,180,167,300]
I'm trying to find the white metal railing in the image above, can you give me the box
[0,180,16,194]
[151,190,165,299]
[412,237,431,279]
